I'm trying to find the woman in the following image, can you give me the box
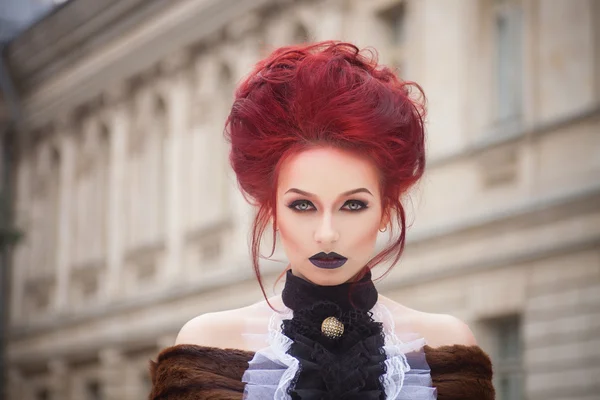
[149,41,495,399]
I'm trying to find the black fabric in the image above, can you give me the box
[280,269,387,399]
[281,269,378,312]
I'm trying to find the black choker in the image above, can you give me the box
[279,268,386,398]
[281,268,378,313]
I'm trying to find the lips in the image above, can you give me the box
[309,252,348,269]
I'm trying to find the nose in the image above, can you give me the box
[314,213,339,245]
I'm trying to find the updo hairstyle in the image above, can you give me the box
[224,41,426,301]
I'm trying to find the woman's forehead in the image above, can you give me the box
[277,147,379,193]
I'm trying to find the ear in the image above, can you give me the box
[269,209,278,231]
[379,205,392,230]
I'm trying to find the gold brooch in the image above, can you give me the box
[321,316,344,339]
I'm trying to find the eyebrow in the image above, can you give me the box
[284,188,374,197]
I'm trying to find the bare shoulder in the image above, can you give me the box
[175,296,282,350]
[175,307,248,349]
[414,311,477,348]
[378,296,477,348]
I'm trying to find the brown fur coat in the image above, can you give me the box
[149,344,495,399]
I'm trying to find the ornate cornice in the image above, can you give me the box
[7,0,274,130]
[6,0,171,93]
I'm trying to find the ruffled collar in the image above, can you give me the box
[281,268,378,313]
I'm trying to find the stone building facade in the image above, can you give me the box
[3,0,599,399]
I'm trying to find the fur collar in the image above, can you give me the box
[149,344,495,399]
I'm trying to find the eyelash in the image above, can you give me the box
[286,200,369,213]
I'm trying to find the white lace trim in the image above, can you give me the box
[242,302,437,400]
[371,302,411,398]
[242,307,298,400]
[268,308,298,399]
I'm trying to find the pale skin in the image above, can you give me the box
[176,147,477,350]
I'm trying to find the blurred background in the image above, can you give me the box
[0,0,598,399]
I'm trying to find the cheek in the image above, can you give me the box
[346,212,380,249]
[355,223,379,247]
[277,213,306,254]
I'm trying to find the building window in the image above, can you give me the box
[72,120,109,267]
[493,0,523,124]
[488,315,523,400]
[125,94,168,249]
[378,1,407,77]
[30,141,60,280]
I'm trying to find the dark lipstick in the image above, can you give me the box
[309,251,348,269]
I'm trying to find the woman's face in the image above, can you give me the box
[275,146,387,286]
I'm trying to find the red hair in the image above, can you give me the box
[224,41,426,308]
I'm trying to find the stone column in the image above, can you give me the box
[10,154,31,321]
[522,0,539,127]
[47,358,69,400]
[521,0,540,198]
[104,84,129,299]
[55,116,75,310]
[99,348,126,400]
[160,53,190,283]
[593,0,600,102]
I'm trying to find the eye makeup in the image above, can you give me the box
[286,199,369,213]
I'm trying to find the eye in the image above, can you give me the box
[286,199,368,213]
[288,200,315,212]
[342,200,368,212]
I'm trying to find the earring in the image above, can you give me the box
[379,226,387,233]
